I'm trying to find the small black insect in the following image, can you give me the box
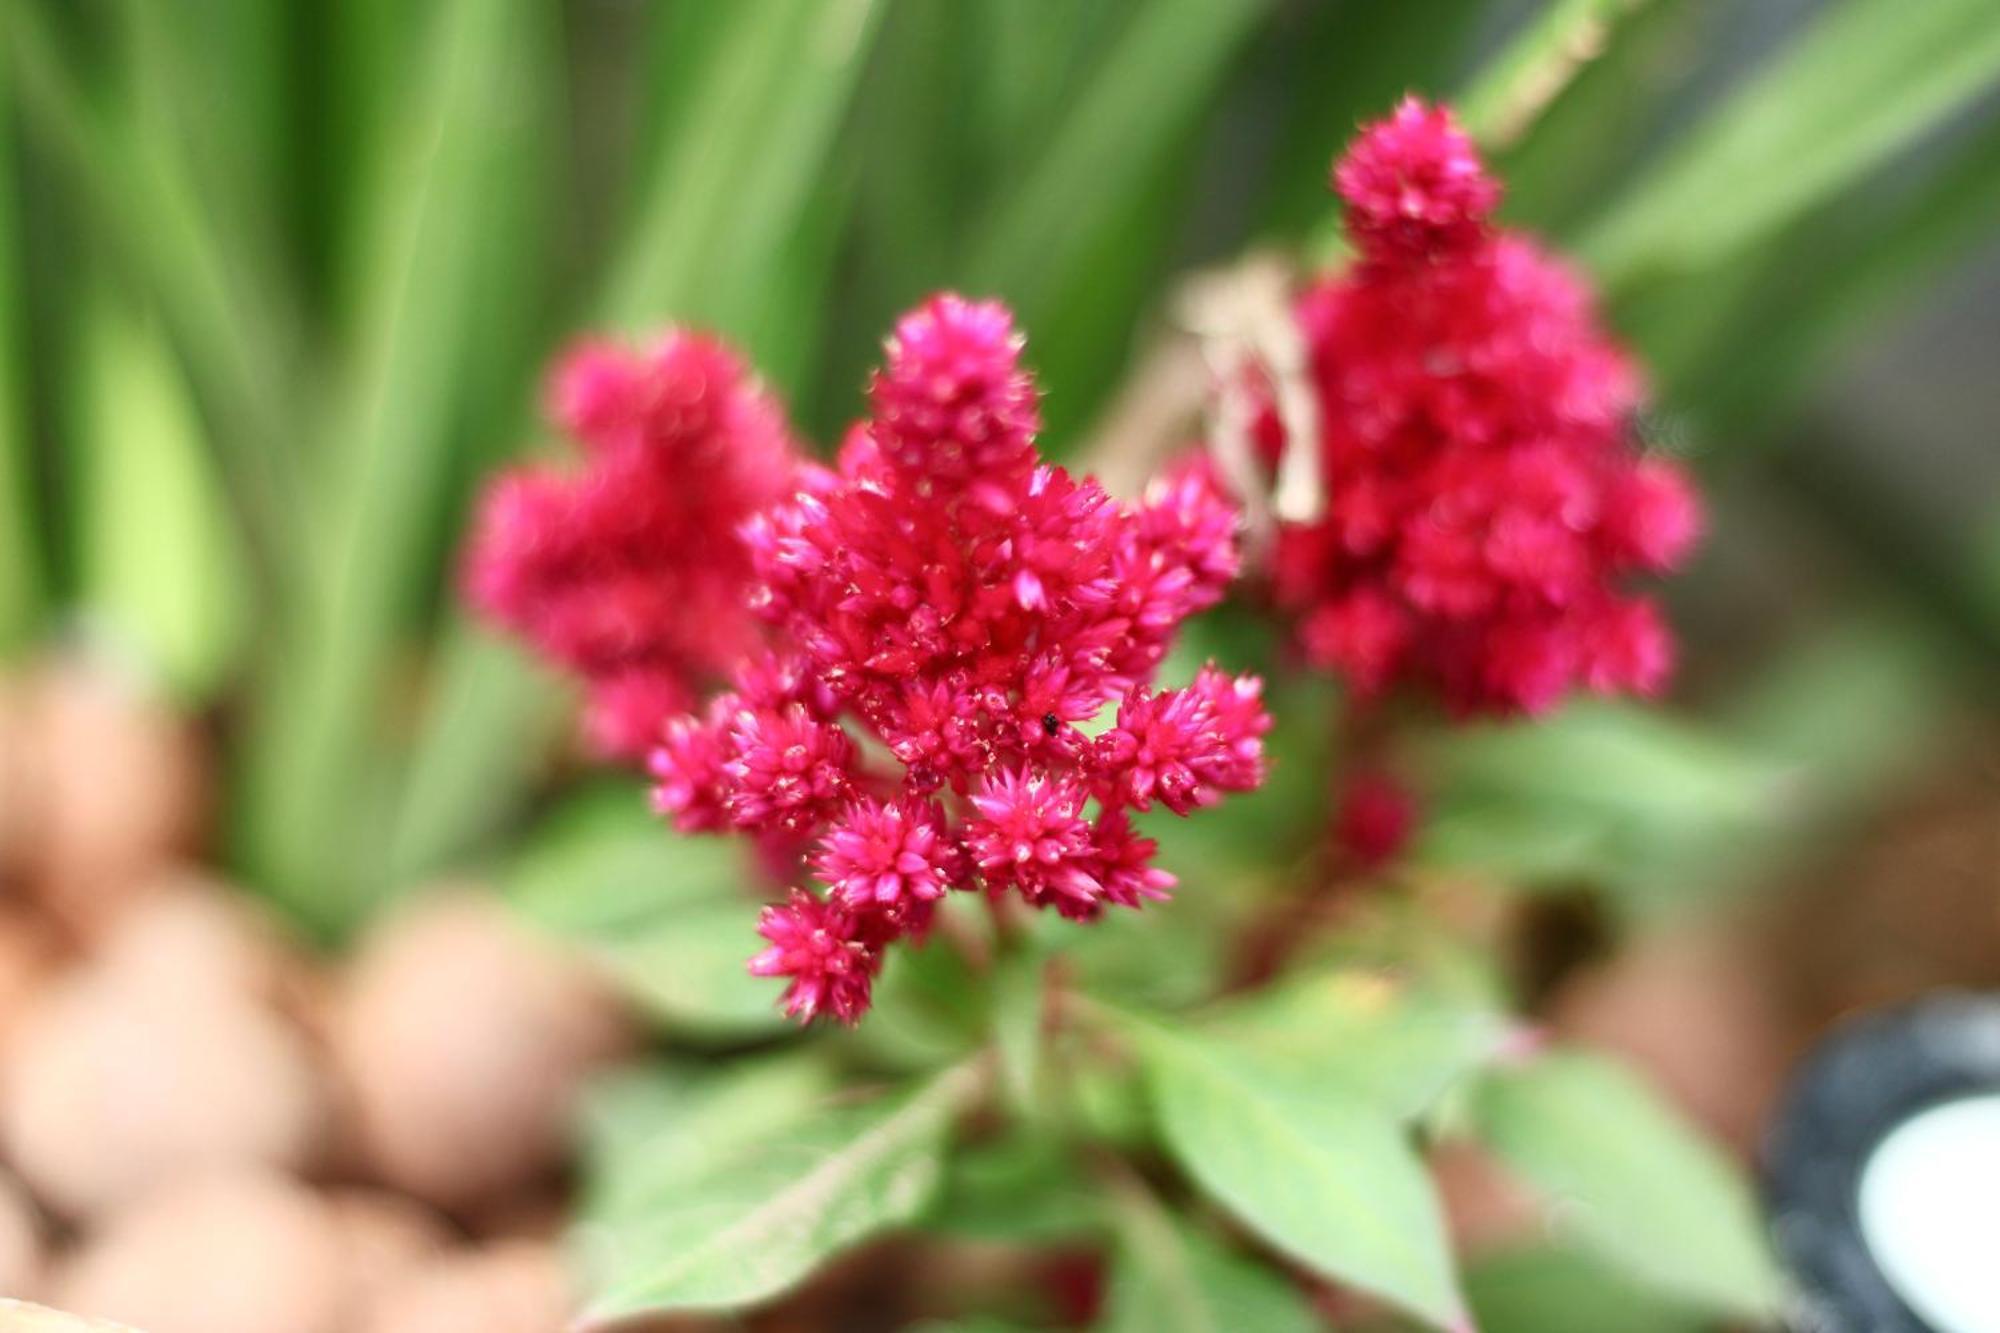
[1041,712,1060,736]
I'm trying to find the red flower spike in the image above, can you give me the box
[748,890,882,1025]
[464,330,802,760]
[637,294,1268,1024]
[1256,101,1703,718]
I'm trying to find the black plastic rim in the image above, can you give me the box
[1763,992,2000,1333]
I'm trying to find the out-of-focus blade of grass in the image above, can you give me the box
[606,0,881,335]
[1678,111,2000,437]
[0,70,43,655]
[1457,0,1653,150]
[967,0,1276,440]
[1,1,300,590]
[1489,0,1707,237]
[387,1,885,887]
[72,288,245,696]
[1582,0,2000,287]
[239,0,559,933]
[1260,0,1488,239]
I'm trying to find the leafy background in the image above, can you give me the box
[2,0,1999,1329]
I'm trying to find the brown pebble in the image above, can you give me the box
[326,1189,454,1315]
[50,1173,343,1333]
[2,965,327,1218]
[0,1172,45,1299]
[357,1241,572,1333]
[0,908,61,1059]
[92,871,306,1007]
[10,659,208,941]
[333,893,629,1210]
[0,1300,144,1332]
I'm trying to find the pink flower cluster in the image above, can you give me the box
[651,294,1270,1023]
[1261,98,1702,715]
[462,333,800,759]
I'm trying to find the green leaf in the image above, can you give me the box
[238,0,560,933]
[71,291,247,696]
[578,1059,983,1320]
[1457,0,1651,150]
[0,67,43,655]
[929,1134,1102,1246]
[1472,1051,1779,1318]
[508,784,789,1039]
[1583,0,2000,283]
[992,946,1048,1113]
[1413,700,1789,910]
[1200,970,1506,1120]
[1463,1244,1709,1333]
[1129,1019,1466,1329]
[1102,1186,1317,1333]
[388,0,885,887]
[580,1052,837,1226]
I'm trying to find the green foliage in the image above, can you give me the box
[1128,1016,1466,1329]
[1584,0,2000,284]
[1101,1188,1319,1333]
[577,1058,982,1321]
[1414,700,1790,912]
[1197,969,1506,1120]
[1471,1050,1781,1318]
[509,783,793,1041]
[1462,1244,1710,1333]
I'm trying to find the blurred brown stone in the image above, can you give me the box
[49,1173,343,1333]
[91,872,302,1004]
[0,1174,44,1301]
[0,910,60,1061]
[0,1300,143,1332]
[356,1241,572,1333]
[8,660,207,941]
[326,1189,454,1317]
[1,961,328,1218]
[332,892,630,1211]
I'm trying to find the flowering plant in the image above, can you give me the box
[475,101,1776,1333]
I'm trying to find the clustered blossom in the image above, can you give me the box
[462,333,800,758]
[652,293,1270,1023]
[1258,98,1703,716]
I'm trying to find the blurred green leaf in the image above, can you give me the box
[1463,1244,1708,1333]
[1414,700,1789,910]
[508,782,790,1041]
[71,291,246,695]
[852,916,992,1072]
[1198,968,1505,1120]
[390,0,885,889]
[1472,1050,1780,1318]
[967,0,1273,438]
[580,1051,836,1226]
[929,1133,1102,1246]
[992,945,1048,1115]
[1458,0,1651,150]
[578,1058,982,1320]
[1583,0,2000,284]
[238,0,560,932]
[0,69,41,655]
[386,628,570,884]
[1262,0,1488,238]
[609,0,881,337]
[1101,1187,1316,1333]
[3,0,300,585]
[1129,1017,1466,1329]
